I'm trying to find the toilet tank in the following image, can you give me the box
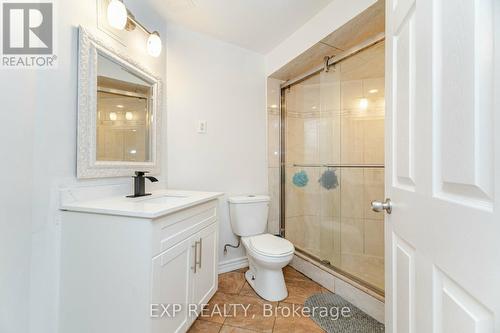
[228,195,270,237]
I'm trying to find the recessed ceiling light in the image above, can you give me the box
[270,104,278,109]
[368,89,379,94]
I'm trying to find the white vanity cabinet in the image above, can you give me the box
[151,222,218,333]
[59,191,222,333]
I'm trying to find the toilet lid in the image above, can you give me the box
[247,234,294,257]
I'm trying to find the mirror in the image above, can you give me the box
[97,54,152,162]
[77,27,162,178]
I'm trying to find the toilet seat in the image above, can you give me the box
[243,234,294,257]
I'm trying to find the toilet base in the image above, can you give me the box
[245,262,288,302]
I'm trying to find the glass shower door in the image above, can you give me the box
[282,41,385,294]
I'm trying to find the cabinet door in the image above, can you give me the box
[151,237,193,333]
[191,223,218,308]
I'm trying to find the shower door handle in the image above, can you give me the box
[371,198,392,214]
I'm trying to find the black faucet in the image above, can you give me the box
[127,171,158,198]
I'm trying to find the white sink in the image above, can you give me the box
[138,194,188,205]
[60,190,223,218]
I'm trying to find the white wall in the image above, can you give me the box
[0,1,167,332]
[265,0,376,76]
[165,24,267,265]
[0,72,36,333]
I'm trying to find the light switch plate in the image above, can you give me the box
[197,121,207,134]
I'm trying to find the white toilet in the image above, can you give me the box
[228,195,294,301]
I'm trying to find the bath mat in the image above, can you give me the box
[304,293,384,333]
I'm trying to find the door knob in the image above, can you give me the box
[371,198,392,214]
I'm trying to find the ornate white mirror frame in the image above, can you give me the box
[77,26,162,179]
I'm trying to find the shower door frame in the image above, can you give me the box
[278,35,386,298]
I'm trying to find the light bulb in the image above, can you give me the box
[107,0,127,30]
[109,112,117,121]
[359,98,368,110]
[147,31,162,57]
[368,89,378,94]
[125,111,133,120]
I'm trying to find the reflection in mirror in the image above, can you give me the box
[96,54,152,162]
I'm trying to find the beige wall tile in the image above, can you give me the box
[341,80,363,111]
[319,170,341,218]
[318,115,341,164]
[340,168,364,219]
[363,117,384,164]
[303,215,321,256]
[340,217,364,255]
[341,114,365,164]
[320,70,341,112]
[363,168,384,220]
[285,167,304,217]
[303,118,319,163]
[302,168,320,216]
[267,78,281,110]
[364,219,384,257]
[267,114,280,168]
[319,216,335,261]
[285,216,304,249]
[285,117,304,165]
[267,167,281,235]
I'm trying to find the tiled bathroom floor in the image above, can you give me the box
[188,266,328,333]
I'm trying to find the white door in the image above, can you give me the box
[384,0,500,332]
[190,223,218,310]
[151,238,192,333]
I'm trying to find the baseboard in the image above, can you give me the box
[218,256,249,274]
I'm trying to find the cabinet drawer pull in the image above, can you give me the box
[198,238,203,269]
[191,242,199,273]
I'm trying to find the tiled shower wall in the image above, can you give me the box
[274,41,386,290]
[267,78,283,235]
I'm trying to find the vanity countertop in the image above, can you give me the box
[60,189,224,219]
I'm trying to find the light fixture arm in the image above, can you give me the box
[125,11,153,35]
[107,0,162,57]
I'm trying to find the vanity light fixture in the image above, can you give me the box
[106,0,162,57]
[125,111,134,120]
[147,32,162,57]
[107,0,127,30]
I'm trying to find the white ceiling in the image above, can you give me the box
[145,0,335,54]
